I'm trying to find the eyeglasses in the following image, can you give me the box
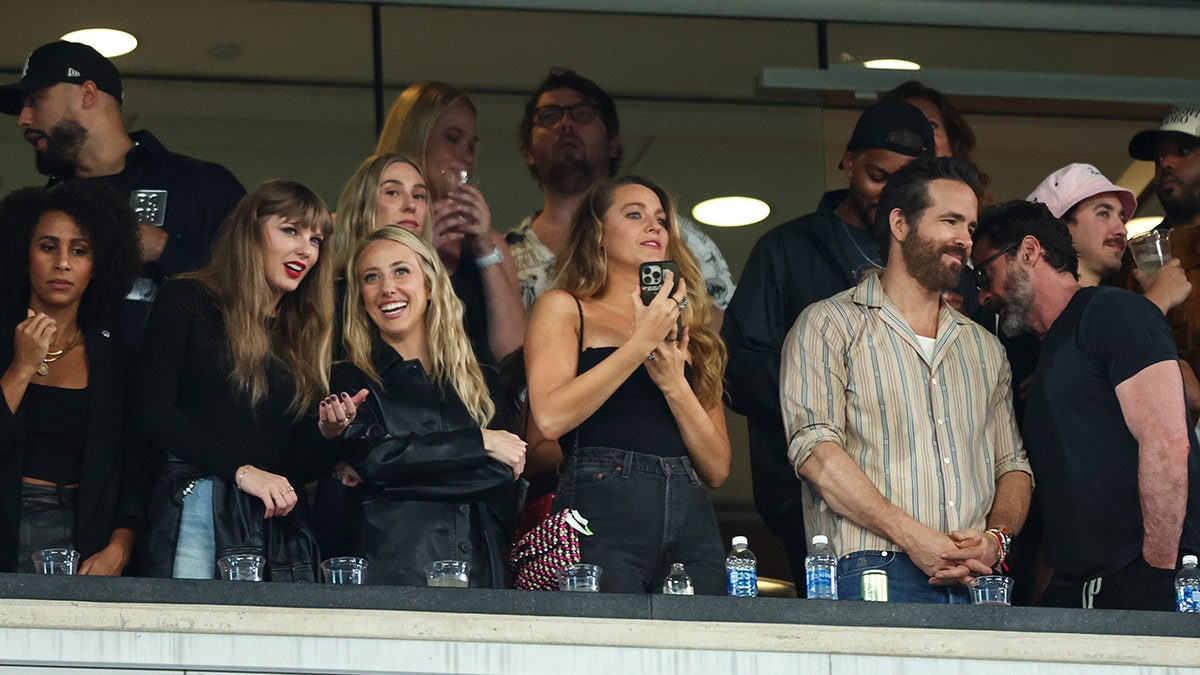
[533,102,601,128]
[972,243,1019,290]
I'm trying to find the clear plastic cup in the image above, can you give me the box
[32,548,79,575]
[969,575,1014,605]
[321,557,368,585]
[217,554,265,581]
[1129,229,1172,276]
[558,563,602,592]
[424,560,470,588]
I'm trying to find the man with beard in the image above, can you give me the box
[780,157,1030,602]
[972,199,1200,610]
[506,68,734,320]
[722,100,981,589]
[1127,107,1200,389]
[0,41,244,348]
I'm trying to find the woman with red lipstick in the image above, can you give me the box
[320,227,525,586]
[524,176,730,594]
[377,81,525,365]
[0,181,142,574]
[136,180,336,580]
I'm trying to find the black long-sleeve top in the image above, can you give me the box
[135,279,330,484]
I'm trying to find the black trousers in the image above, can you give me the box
[1039,554,1182,611]
[17,483,76,573]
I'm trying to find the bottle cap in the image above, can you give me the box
[1185,555,1198,566]
[731,535,748,547]
[812,534,829,545]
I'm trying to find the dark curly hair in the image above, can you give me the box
[0,181,142,327]
[518,68,623,180]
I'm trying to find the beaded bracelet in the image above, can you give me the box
[986,527,1011,572]
[236,465,251,491]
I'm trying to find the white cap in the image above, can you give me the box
[1129,105,1200,161]
[812,534,829,545]
[731,536,748,547]
[1185,554,1198,566]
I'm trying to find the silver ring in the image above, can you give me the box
[677,297,688,310]
[646,353,655,361]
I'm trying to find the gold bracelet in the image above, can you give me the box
[236,465,251,491]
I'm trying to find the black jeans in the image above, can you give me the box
[1039,555,1181,611]
[17,483,76,574]
[552,448,726,595]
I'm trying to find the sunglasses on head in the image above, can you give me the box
[972,243,1019,290]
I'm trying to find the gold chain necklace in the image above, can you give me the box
[37,329,81,377]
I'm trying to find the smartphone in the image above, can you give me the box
[640,261,683,340]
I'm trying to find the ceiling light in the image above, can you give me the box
[60,29,138,58]
[1126,216,1164,240]
[692,197,770,227]
[863,59,921,71]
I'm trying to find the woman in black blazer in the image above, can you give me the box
[0,182,142,574]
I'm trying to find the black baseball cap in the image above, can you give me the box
[0,41,124,116]
[842,99,935,166]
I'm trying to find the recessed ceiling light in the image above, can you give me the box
[1126,216,1164,240]
[60,29,138,58]
[863,59,921,71]
[692,197,770,228]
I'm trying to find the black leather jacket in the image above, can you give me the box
[331,341,520,587]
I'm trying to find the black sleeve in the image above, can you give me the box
[332,364,513,498]
[134,280,244,480]
[722,234,788,419]
[155,166,245,278]
[1083,289,1179,387]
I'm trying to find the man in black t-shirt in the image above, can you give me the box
[972,200,1200,610]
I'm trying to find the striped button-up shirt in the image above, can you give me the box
[780,273,1030,557]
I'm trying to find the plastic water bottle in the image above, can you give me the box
[725,536,758,597]
[1176,555,1200,612]
[662,562,694,595]
[805,535,839,600]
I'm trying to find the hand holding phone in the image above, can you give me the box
[640,261,683,341]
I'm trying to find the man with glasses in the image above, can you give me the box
[781,156,1030,603]
[972,199,1199,611]
[507,68,735,319]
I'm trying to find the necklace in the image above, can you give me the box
[840,220,883,275]
[37,329,81,377]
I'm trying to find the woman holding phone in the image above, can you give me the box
[322,226,524,586]
[524,176,729,594]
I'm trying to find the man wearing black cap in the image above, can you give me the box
[1124,106,1200,390]
[0,41,245,348]
[722,100,980,588]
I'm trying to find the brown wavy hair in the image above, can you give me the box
[553,176,726,408]
[187,179,334,420]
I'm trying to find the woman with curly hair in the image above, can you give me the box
[320,226,525,586]
[376,81,525,364]
[524,175,730,594]
[0,181,142,574]
[136,179,336,580]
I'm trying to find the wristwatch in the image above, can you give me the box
[475,245,504,269]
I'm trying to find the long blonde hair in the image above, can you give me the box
[332,153,431,278]
[187,179,334,420]
[555,176,727,409]
[342,227,494,426]
[375,81,475,185]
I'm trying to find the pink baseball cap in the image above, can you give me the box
[1026,163,1137,223]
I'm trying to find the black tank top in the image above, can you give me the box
[17,383,89,485]
[567,297,690,458]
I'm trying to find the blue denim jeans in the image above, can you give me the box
[173,478,216,579]
[838,550,972,604]
[552,448,726,595]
